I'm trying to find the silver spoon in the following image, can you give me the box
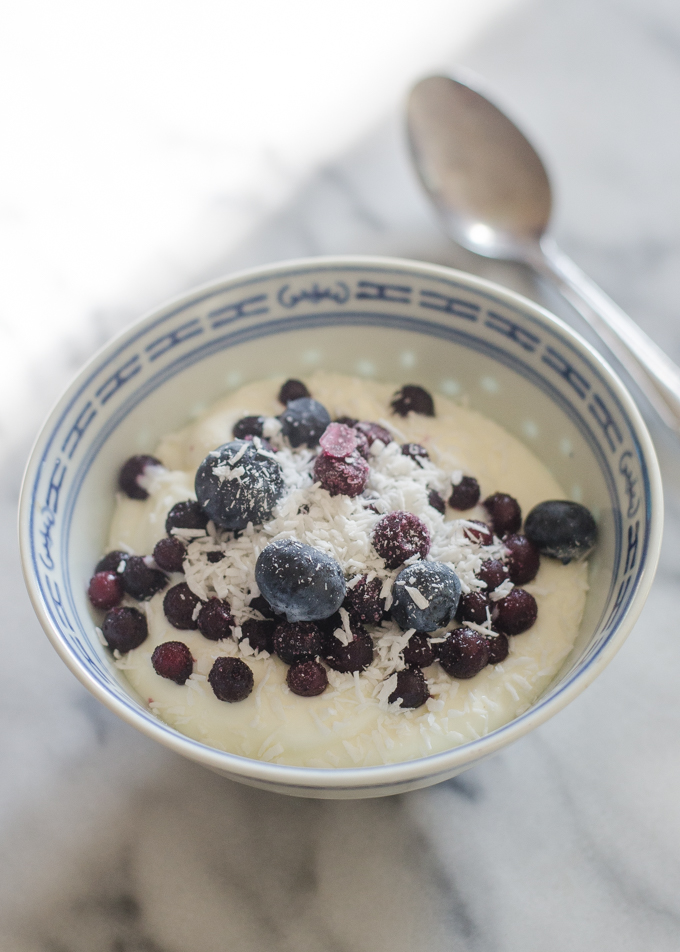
[407,73,680,433]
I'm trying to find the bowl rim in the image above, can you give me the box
[19,254,664,791]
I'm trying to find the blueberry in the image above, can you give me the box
[477,559,509,592]
[388,668,429,708]
[165,500,209,535]
[503,534,540,584]
[95,551,129,574]
[197,598,234,640]
[483,493,522,536]
[121,556,168,601]
[195,440,285,531]
[401,443,429,463]
[390,385,435,417]
[456,592,491,624]
[240,618,276,654]
[334,415,358,428]
[322,624,374,673]
[102,606,148,653]
[391,561,461,632]
[372,511,430,569]
[462,520,493,546]
[278,379,310,404]
[486,632,509,665]
[279,397,331,448]
[255,539,346,622]
[428,489,446,514]
[402,632,436,668]
[118,455,164,500]
[151,641,193,684]
[353,421,393,448]
[233,415,265,440]
[438,628,489,679]
[248,594,278,620]
[342,575,385,626]
[88,571,123,610]
[209,657,254,702]
[449,476,480,511]
[524,500,597,563]
[494,589,537,635]
[287,660,328,697]
[153,537,186,573]
[163,582,202,629]
[273,621,323,664]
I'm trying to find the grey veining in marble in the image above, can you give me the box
[5,0,680,949]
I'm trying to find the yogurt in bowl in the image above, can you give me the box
[19,256,662,797]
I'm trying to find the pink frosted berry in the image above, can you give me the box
[313,451,369,497]
[319,422,358,458]
[372,510,430,568]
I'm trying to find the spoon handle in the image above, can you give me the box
[534,237,680,433]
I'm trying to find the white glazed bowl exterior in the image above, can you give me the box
[19,256,663,798]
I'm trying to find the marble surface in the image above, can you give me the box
[5,0,680,948]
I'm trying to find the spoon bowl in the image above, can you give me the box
[407,73,680,434]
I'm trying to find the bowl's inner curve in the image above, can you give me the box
[26,261,651,774]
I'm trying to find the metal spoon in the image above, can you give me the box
[407,73,680,433]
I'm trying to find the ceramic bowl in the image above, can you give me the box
[19,256,663,798]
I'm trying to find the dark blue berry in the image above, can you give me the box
[389,668,429,708]
[207,551,225,563]
[279,397,331,448]
[449,476,480,510]
[524,500,597,563]
[504,534,540,584]
[391,561,461,632]
[102,606,148,653]
[477,559,509,592]
[273,620,323,664]
[343,575,385,626]
[335,415,358,428]
[233,415,265,440]
[249,594,278,620]
[401,443,429,462]
[486,632,509,665]
[163,582,202,629]
[121,556,168,600]
[463,520,493,546]
[209,657,254,702]
[278,379,310,404]
[354,421,393,448]
[494,589,537,635]
[165,500,209,535]
[287,660,328,697]
[438,628,489,678]
[151,641,193,684]
[402,632,435,668]
[195,440,285,531]
[153,537,186,573]
[255,539,346,622]
[88,571,123,610]
[119,455,163,500]
[428,489,446,514]
[390,385,435,417]
[240,618,275,654]
[484,493,522,536]
[372,511,430,568]
[322,624,374,673]
[197,598,234,640]
[95,551,129,574]
[456,591,491,624]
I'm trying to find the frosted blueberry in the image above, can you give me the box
[195,439,285,531]
[524,500,597,563]
[279,397,331,447]
[255,539,346,622]
[391,561,461,632]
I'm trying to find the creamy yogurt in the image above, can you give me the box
[106,373,588,768]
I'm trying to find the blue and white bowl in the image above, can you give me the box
[19,256,663,798]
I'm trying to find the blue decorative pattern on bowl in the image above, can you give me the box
[19,257,663,798]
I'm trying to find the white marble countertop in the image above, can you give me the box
[4,0,680,948]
